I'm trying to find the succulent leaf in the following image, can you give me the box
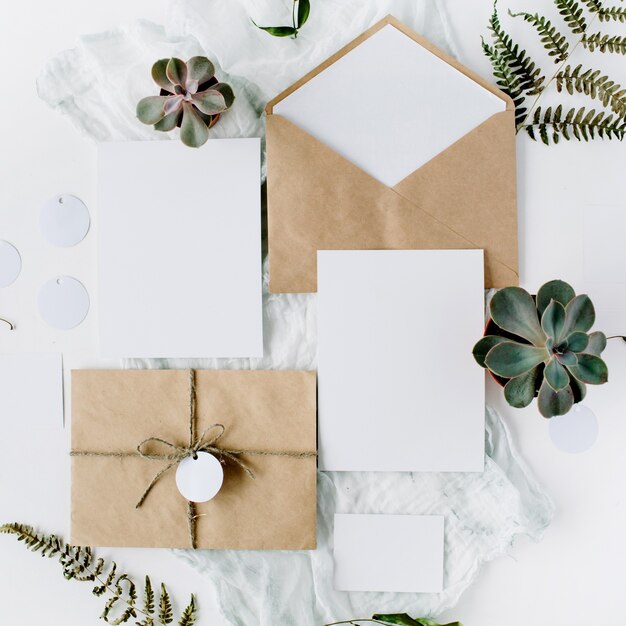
[152,59,175,92]
[213,83,236,108]
[163,95,184,116]
[536,279,576,315]
[562,294,596,336]
[180,102,209,148]
[541,299,566,341]
[569,373,587,402]
[485,341,549,378]
[136,96,167,125]
[586,331,607,355]
[187,56,215,85]
[538,378,574,417]
[556,351,578,366]
[504,367,540,407]
[566,331,589,353]
[545,357,570,391]
[166,58,188,87]
[472,335,509,368]
[568,353,609,384]
[192,90,227,115]
[490,287,546,345]
[154,109,182,132]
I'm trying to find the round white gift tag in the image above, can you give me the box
[40,194,90,247]
[549,404,599,453]
[176,452,224,503]
[38,276,90,330]
[0,240,22,287]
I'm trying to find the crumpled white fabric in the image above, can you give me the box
[37,2,554,623]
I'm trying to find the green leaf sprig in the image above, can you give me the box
[252,0,311,38]
[1,523,197,625]
[324,614,461,626]
[483,0,626,144]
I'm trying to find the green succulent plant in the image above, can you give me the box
[473,280,609,418]
[136,56,235,148]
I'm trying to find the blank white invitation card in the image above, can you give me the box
[98,139,263,358]
[318,250,485,472]
[0,353,67,528]
[333,514,444,593]
[274,24,505,187]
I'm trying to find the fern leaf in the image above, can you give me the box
[510,11,570,62]
[488,3,545,94]
[581,0,604,11]
[482,40,528,127]
[556,64,626,118]
[0,523,62,558]
[178,595,196,626]
[556,0,588,33]
[522,105,626,144]
[158,584,174,625]
[582,32,626,53]
[598,5,626,22]
[144,576,156,616]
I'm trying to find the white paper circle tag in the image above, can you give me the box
[0,240,22,287]
[38,276,90,330]
[40,194,90,247]
[549,404,599,453]
[176,452,224,503]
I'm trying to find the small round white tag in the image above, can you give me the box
[175,451,224,503]
[549,404,599,453]
[38,276,90,330]
[40,194,90,247]
[0,240,22,287]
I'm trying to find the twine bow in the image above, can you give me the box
[71,369,317,549]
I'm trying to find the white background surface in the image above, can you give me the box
[0,1,625,625]
[317,250,485,472]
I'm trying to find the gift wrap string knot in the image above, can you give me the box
[71,369,316,549]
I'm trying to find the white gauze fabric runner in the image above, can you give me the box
[37,1,554,623]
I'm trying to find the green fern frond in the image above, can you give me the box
[178,595,197,626]
[556,0,588,33]
[488,4,546,93]
[482,39,528,126]
[523,105,626,144]
[582,31,626,52]
[556,64,626,118]
[510,11,570,62]
[598,5,626,21]
[159,583,174,625]
[1,523,198,626]
[581,0,604,11]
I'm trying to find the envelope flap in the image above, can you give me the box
[394,110,519,283]
[266,15,513,115]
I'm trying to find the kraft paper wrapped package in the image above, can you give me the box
[71,369,317,549]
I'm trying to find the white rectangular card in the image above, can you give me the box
[98,139,263,358]
[318,250,485,472]
[333,514,444,593]
[0,353,66,528]
[273,24,505,187]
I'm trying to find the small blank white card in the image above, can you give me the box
[334,514,444,593]
[98,139,262,358]
[318,250,485,472]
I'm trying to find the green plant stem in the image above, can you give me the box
[325,621,390,626]
[518,12,600,132]
[292,0,298,38]
[5,525,152,622]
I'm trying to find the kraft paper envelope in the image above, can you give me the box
[71,369,317,549]
[266,16,518,293]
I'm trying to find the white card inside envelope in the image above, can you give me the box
[273,24,505,187]
[333,514,444,593]
[98,139,263,358]
[317,250,485,472]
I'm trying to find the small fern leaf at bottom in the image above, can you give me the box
[582,33,626,54]
[523,105,626,144]
[158,584,174,625]
[178,595,197,626]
